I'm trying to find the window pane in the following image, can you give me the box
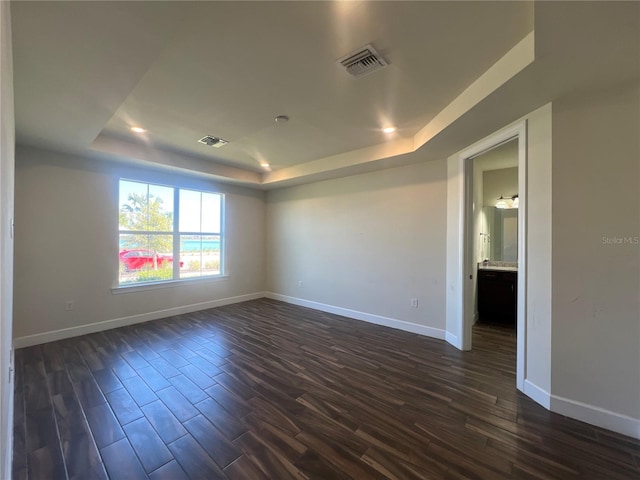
[201,193,221,233]
[180,235,220,279]
[119,181,173,232]
[202,235,221,276]
[119,180,148,231]
[119,234,174,284]
[180,235,202,278]
[179,189,201,232]
[148,184,174,232]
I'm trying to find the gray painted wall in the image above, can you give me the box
[483,167,518,207]
[266,159,447,333]
[13,146,266,341]
[552,82,640,421]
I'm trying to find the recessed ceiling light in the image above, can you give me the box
[130,126,147,133]
[260,162,270,168]
[382,126,397,134]
[274,115,289,123]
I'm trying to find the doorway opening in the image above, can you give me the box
[473,140,518,324]
[458,121,527,391]
[471,140,519,381]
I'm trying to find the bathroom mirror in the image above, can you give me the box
[482,206,518,261]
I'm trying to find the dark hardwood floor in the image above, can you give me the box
[12,298,640,479]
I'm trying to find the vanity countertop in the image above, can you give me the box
[478,261,518,272]
[478,265,518,272]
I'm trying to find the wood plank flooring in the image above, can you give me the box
[12,298,640,479]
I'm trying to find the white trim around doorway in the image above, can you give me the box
[454,120,527,392]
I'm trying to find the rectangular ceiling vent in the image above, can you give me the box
[198,135,228,148]
[337,44,388,78]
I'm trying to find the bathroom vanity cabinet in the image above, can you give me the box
[477,268,517,324]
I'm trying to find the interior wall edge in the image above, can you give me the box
[523,379,550,409]
[445,331,459,348]
[0,0,15,478]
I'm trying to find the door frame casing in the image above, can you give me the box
[454,120,527,391]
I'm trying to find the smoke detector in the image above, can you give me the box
[337,44,388,78]
[198,135,228,148]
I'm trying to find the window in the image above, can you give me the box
[118,179,223,286]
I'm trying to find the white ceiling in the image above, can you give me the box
[10,1,640,189]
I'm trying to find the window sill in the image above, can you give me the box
[112,275,229,295]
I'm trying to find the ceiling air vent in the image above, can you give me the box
[337,44,388,78]
[198,135,228,148]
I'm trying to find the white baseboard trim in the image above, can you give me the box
[265,292,446,340]
[550,393,640,440]
[445,332,460,348]
[13,292,266,348]
[523,379,640,439]
[523,379,551,409]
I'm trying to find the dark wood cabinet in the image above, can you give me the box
[477,269,517,324]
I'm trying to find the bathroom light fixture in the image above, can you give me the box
[130,126,147,133]
[382,126,396,134]
[495,194,519,209]
[495,196,509,209]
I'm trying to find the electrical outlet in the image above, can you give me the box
[65,300,74,311]
[298,280,303,288]
[411,298,418,308]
